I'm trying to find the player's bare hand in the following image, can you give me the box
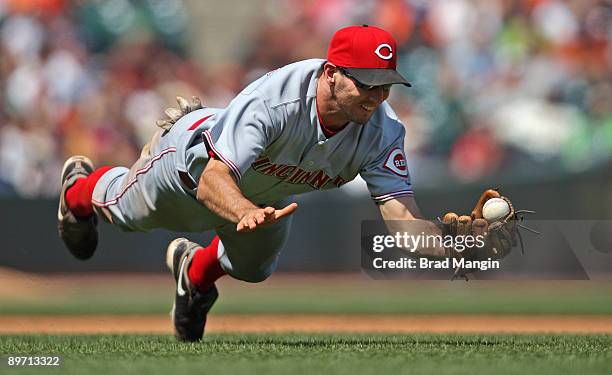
[236,203,298,232]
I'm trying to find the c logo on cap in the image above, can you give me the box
[375,44,393,60]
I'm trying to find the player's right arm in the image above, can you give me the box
[197,158,298,232]
[378,196,447,257]
[359,114,446,258]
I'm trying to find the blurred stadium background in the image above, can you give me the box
[2,0,612,197]
[0,0,611,322]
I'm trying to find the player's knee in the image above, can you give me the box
[224,258,277,283]
[232,270,272,283]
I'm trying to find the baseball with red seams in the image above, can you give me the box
[482,197,510,222]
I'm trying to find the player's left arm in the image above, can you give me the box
[197,158,298,232]
[378,196,447,257]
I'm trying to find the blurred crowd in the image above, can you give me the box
[0,0,611,197]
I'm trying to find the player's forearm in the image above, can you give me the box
[379,197,447,257]
[383,219,447,257]
[197,164,259,224]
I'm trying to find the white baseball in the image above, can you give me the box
[482,197,510,222]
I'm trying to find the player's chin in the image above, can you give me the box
[356,105,377,123]
[351,112,373,125]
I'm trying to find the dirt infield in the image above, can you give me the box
[2,270,612,335]
[1,314,612,334]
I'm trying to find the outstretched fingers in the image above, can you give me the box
[274,202,298,220]
[236,203,298,233]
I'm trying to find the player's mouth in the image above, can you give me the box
[360,104,376,112]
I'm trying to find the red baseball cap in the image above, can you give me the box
[327,25,411,87]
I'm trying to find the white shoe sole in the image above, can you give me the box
[165,237,189,271]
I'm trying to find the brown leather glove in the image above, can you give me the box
[439,189,525,279]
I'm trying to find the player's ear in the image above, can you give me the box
[323,63,337,84]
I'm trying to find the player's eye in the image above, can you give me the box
[338,67,391,92]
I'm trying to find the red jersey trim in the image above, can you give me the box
[371,190,414,202]
[202,130,242,180]
[315,98,346,138]
[188,114,214,131]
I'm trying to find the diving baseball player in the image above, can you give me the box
[57,25,522,341]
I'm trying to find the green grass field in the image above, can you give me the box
[1,334,611,375]
[2,276,612,315]
[1,274,611,374]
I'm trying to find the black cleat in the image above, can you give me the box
[166,238,218,342]
[57,155,98,260]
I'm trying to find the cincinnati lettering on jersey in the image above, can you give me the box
[252,157,347,189]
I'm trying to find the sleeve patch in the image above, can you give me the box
[383,148,408,177]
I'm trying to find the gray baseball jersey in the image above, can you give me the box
[92,58,413,281]
[180,58,413,205]
[93,58,412,233]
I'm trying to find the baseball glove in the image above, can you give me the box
[156,96,203,131]
[439,188,536,280]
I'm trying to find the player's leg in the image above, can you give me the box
[215,214,293,283]
[166,210,292,341]
[57,139,157,259]
[91,109,226,233]
[58,107,224,260]
[166,237,222,342]
[58,156,113,260]
[58,129,178,258]
[90,130,168,231]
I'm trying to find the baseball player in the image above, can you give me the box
[57,25,519,341]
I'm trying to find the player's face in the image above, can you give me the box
[334,69,391,125]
